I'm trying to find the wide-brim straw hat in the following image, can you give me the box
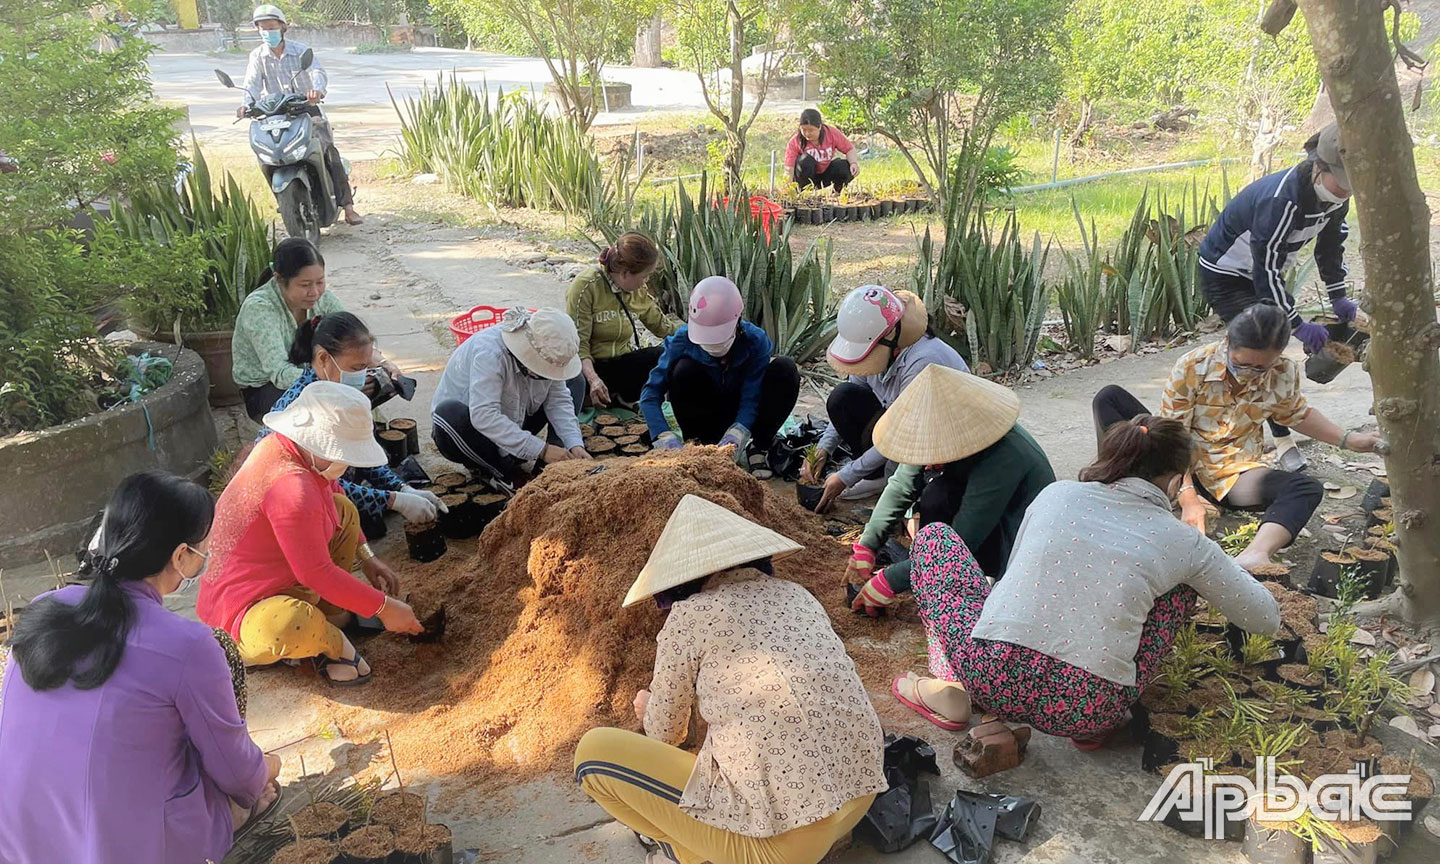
[499,307,583,381]
[873,364,1020,465]
[264,380,387,468]
[622,494,803,607]
[828,290,929,377]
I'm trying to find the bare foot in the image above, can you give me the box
[231,781,279,833]
[343,206,365,225]
[1233,550,1272,574]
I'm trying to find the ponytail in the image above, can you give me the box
[600,232,659,276]
[288,311,373,366]
[1079,415,1193,486]
[11,472,214,691]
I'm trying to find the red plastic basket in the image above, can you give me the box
[719,195,786,241]
[448,305,536,346]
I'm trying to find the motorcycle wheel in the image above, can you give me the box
[277,182,320,246]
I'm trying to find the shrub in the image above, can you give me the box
[108,145,275,333]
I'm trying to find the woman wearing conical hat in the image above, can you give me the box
[846,365,1055,618]
[574,496,886,864]
[803,285,969,511]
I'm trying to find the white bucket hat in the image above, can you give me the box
[499,307,583,381]
[263,380,386,468]
[622,495,803,607]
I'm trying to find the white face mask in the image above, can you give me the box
[699,333,736,357]
[310,453,348,481]
[324,354,368,390]
[1314,177,1348,206]
[176,544,209,593]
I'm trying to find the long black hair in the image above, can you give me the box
[10,472,215,691]
[288,311,374,366]
[795,108,826,147]
[259,237,325,286]
[1228,303,1291,352]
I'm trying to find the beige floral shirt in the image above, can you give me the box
[1159,340,1311,500]
[644,570,888,837]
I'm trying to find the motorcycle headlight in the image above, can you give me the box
[257,152,281,166]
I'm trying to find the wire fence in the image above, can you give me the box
[196,0,414,27]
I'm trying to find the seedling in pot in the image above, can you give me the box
[1218,520,1260,557]
[795,444,826,511]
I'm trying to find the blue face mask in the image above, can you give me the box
[260,29,283,48]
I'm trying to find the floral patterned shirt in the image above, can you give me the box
[644,570,888,837]
[1159,340,1311,500]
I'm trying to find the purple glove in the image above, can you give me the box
[1332,297,1358,323]
[1294,321,1330,355]
[654,431,683,451]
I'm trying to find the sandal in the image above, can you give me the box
[1071,718,1127,751]
[234,781,283,840]
[892,673,969,731]
[314,654,372,687]
[747,450,772,480]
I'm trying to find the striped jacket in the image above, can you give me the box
[1197,161,1349,326]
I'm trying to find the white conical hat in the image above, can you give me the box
[622,495,803,607]
[873,364,1021,465]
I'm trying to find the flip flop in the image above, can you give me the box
[314,654,372,687]
[234,781,283,840]
[1071,721,1126,751]
[892,674,968,731]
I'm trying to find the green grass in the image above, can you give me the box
[1008,166,1233,250]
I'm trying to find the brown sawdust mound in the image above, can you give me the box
[332,447,921,788]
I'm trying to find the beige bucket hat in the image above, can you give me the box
[827,289,930,378]
[622,494,803,607]
[499,307,583,381]
[873,364,1020,465]
[263,380,387,468]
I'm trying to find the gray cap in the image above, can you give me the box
[1313,123,1349,192]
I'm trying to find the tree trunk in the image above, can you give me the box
[725,4,745,194]
[1070,96,1094,146]
[633,11,663,67]
[1298,0,1440,634]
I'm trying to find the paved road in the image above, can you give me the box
[150,47,717,160]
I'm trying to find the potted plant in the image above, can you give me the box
[795,444,826,511]
[1309,551,1359,598]
[1312,820,1386,864]
[111,146,275,407]
[1242,806,1342,864]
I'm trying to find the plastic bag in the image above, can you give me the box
[853,734,940,853]
[928,790,1040,864]
[765,414,834,480]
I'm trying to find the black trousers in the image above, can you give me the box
[241,384,286,423]
[1091,384,1321,538]
[825,382,882,458]
[1199,266,1291,439]
[591,346,663,405]
[430,376,585,479]
[793,155,853,192]
[668,356,799,448]
[310,113,354,209]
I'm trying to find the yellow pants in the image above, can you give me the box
[235,494,362,666]
[574,727,876,864]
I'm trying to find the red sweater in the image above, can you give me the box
[198,434,385,637]
[784,125,855,173]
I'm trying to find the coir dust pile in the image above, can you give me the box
[336,447,921,786]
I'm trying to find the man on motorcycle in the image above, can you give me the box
[238,5,363,226]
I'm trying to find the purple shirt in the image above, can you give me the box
[0,582,268,864]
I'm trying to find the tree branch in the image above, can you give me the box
[1388,0,1428,71]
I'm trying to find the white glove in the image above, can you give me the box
[402,485,449,513]
[391,490,438,523]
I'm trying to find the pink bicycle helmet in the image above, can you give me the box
[686,276,744,344]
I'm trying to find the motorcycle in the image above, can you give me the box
[214,49,344,246]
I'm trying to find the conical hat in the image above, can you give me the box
[873,365,1021,465]
[623,495,803,607]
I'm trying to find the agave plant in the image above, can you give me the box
[1056,198,1108,360]
[108,143,274,331]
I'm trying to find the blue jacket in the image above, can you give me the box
[640,320,774,439]
[1198,161,1349,326]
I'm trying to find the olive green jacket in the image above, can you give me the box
[566,266,676,362]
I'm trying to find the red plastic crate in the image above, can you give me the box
[448,305,536,346]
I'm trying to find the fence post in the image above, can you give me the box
[769,150,776,195]
[801,58,808,101]
[1051,128,1061,183]
[635,129,644,180]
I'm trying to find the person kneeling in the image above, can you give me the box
[641,277,800,474]
[431,307,589,488]
[892,416,1281,748]
[575,495,887,864]
[199,382,423,685]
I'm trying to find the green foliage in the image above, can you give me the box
[604,174,837,362]
[0,1,180,233]
[809,0,1066,202]
[1218,520,1261,557]
[1240,633,1279,667]
[108,146,276,332]
[353,41,413,55]
[391,75,622,223]
[1248,722,1310,774]
[1336,566,1368,610]
[0,232,123,434]
[433,0,652,128]
[1055,200,1106,359]
[913,202,1050,374]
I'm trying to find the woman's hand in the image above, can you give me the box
[848,160,862,178]
[587,375,612,408]
[360,556,401,595]
[1181,503,1208,535]
[542,444,573,464]
[569,445,593,461]
[798,448,828,485]
[1344,431,1387,454]
[815,472,848,513]
[633,689,651,723]
[263,753,282,783]
[377,596,424,635]
[843,543,876,585]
